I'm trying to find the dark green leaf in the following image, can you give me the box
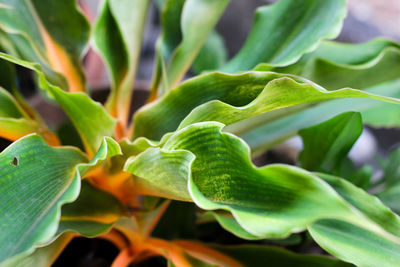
[0,135,86,263]
[220,0,346,72]
[299,112,362,172]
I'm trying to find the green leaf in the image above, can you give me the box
[77,136,122,176]
[251,40,400,130]
[378,184,400,216]
[209,212,260,240]
[210,244,352,267]
[0,135,86,263]
[154,0,230,92]
[134,72,400,141]
[0,86,38,141]
[127,122,400,265]
[1,233,74,267]
[233,78,400,155]
[58,180,126,237]
[220,0,346,72]
[0,0,90,92]
[56,137,125,237]
[0,53,117,156]
[295,47,400,91]
[255,38,400,84]
[129,123,397,233]
[0,118,37,141]
[192,31,227,74]
[93,0,149,128]
[299,112,362,172]
[125,147,194,201]
[0,87,27,118]
[377,147,400,214]
[308,173,400,266]
[135,71,290,140]
[310,220,400,267]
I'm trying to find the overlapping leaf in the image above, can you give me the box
[153,0,229,92]
[93,0,149,129]
[0,0,89,92]
[0,86,37,141]
[58,180,126,237]
[233,78,400,155]
[126,122,400,266]
[192,31,227,74]
[309,173,400,267]
[299,112,362,172]
[238,40,400,151]
[0,53,116,156]
[220,0,346,72]
[134,71,400,141]
[0,135,87,263]
[0,134,127,264]
[57,137,126,237]
[1,233,74,267]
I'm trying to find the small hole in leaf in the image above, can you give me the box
[10,156,19,166]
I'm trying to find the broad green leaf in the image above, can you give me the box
[134,72,400,141]
[0,135,86,263]
[177,78,400,130]
[308,173,400,266]
[310,220,400,267]
[220,0,346,72]
[154,0,229,92]
[192,31,227,74]
[299,112,362,172]
[236,41,400,153]
[93,0,149,129]
[0,0,90,92]
[58,180,126,237]
[1,233,74,267]
[0,53,117,156]
[135,72,292,140]
[233,78,400,155]
[127,122,400,248]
